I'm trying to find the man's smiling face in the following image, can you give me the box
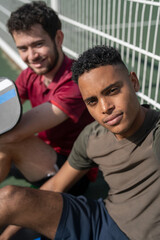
[13,24,59,75]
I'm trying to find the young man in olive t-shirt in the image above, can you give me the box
[0,46,159,240]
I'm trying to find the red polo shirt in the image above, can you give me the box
[16,55,93,155]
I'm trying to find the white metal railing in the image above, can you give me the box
[54,0,160,109]
[0,0,159,109]
[60,14,160,61]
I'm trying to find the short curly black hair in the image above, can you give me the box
[72,45,127,83]
[7,1,61,40]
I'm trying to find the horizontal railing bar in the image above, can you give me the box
[137,92,160,109]
[128,0,160,7]
[59,14,160,62]
[62,46,79,59]
[0,38,27,70]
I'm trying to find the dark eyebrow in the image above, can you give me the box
[17,45,26,49]
[83,81,122,103]
[17,40,44,49]
[101,81,122,95]
[84,96,96,103]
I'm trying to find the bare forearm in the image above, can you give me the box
[0,102,68,144]
[40,161,89,193]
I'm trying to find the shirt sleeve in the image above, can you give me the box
[68,124,98,170]
[153,118,160,160]
[50,79,87,123]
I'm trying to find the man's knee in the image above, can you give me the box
[0,186,34,220]
[0,185,20,203]
[0,185,19,225]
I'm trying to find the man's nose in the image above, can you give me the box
[100,98,114,114]
[28,48,38,60]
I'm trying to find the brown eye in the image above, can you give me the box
[111,87,118,92]
[35,42,43,48]
[108,87,120,95]
[86,97,97,106]
[18,47,27,52]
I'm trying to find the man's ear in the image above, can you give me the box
[55,30,64,48]
[130,72,140,92]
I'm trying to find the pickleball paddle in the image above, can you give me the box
[0,77,22,134]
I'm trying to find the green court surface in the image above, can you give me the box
[0,175,31,188]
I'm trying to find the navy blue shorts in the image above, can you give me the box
[55,193,129,240]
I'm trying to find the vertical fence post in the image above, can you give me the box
[50,0,59,12]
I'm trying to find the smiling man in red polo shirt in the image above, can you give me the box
[0,1,95,190]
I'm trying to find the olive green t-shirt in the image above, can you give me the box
[68,108,160,240]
